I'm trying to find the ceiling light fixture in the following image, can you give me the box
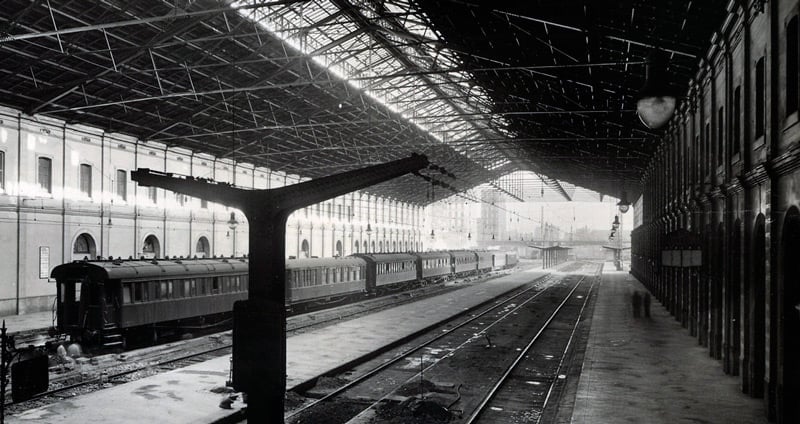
[636,52,677,129]
[617,191,631,214]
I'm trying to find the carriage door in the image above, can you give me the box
[58,279,80,331]
[103,280,122,326]
[75,277,103,331]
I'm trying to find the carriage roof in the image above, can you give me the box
[51,258,249,282]
[350,253,417,263]
[286,257,366,269]
[415,251,452,260]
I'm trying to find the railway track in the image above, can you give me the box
[466,266,600,423]
[3,267,521,413]
[284,262,601,424]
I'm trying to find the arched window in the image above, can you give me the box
[142,235,160,259]
[196,236,210,258]
[73,233,96,260]
[363,241,368,253]
[301,239,310,258]
[335,240,343,257]
[354,240,359,253]
[393,241,397,252]
[379,241,383,253]
[371,241,376,253]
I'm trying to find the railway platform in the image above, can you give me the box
[0,310,54,334]
[9,264,551,423]
[570,264,767,423]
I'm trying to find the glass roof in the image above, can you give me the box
[234,0,512,171]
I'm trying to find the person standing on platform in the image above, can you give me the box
[643,292,651,318]
[632,291,641,318]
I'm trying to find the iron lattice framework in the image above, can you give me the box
[416,0,729,196]
[0,0,729,202]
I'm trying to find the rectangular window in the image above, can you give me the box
[756,57,766,138]
[788,16,799,116]
[148,186,157,204]
[175,193,185,206]
[733,86,741,156]
[80,164,92,197]
[717,107,724,165]
[116,169,127,201]
[212,277,219,293]
[0,150,5,191]
[38,157,52,193]
[200,198,208,209]
[123,284,132,304]
[39,246,49,279]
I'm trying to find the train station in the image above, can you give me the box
[0,0,797,422]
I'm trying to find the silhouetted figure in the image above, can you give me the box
[643,292,651,318]
[632,291,641,318]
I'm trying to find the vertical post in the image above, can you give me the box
[1,320,7,424]
[233,209,290,423]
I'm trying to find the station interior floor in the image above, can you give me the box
[571,265,766,424]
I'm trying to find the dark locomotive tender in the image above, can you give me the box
[51,250,518,348]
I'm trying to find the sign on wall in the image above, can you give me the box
[39,247,49,279]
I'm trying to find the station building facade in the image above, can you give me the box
[0,106,425,316]
[630,0,800,420]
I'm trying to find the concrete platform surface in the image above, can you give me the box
[0,310,54,334]
[285,265,549,388]
[571,266,767,424]
[10,263,550,423]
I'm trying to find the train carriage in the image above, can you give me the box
[51,248,514,348]
[52,258,249,347]
[286,257,367,304]
[476,251,494,273]
[451,250,479,276]
[416,251,452,282]
[352,253,417,290]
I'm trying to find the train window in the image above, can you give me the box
[167,281,173,298]
[224,277,230,292]
[212,277,220,293]
[159,282,167,299]
[184,280,191,297]
[242,276,248,290]
[122,284,132,304]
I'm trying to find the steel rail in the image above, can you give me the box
[464,264,597,423]
[284,273,555,421]
[342,270,589,423]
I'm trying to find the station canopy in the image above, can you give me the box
[0,0,727,204]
